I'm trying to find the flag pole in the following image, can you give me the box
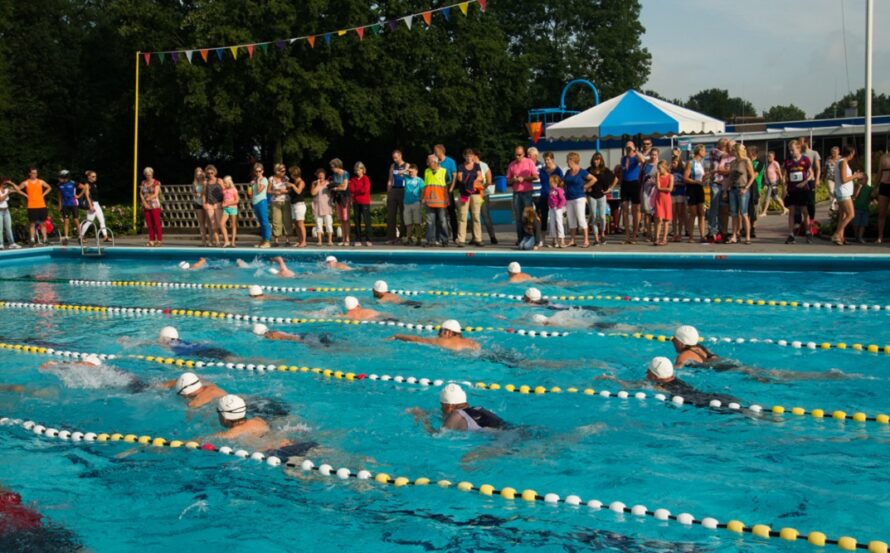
[132,51,141,232]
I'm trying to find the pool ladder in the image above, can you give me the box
[79,222,114,257]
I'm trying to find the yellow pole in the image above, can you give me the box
[132,51,141,232]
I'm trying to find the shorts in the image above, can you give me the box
[854,208,870,227]
[566,197,588,229]
[28,208,48,223]
[61,205,77,219]
[880,183,890,198]
[686,185,705,207]
[729,188,749,216]
[620,180,641,204]
[404,202,423,225]
[223,206,238,216]
[672,193,686,205]
[787,188,809,207]
[291,202,307,221]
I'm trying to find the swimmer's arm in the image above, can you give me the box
[406,408,437,435]
[389,334,435,345]
[160,379,176,389]
[0,384,25,393]
[441,412,468,432]
[593,374,639,389]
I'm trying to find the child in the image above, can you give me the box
[311,169,334,246]
[654,160,673,246]
[518,206,541,250]
[853,177,873,245]
[220,176,239,247]
[402,164,425,245]
[547,174,566,248]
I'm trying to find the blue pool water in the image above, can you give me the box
[0,249,888,552]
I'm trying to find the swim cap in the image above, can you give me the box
[441,319,462,334]
[344,296,360,311]
[648,357,674,380]
[373,280,389,293]
[673,325,700,346]
[524,287,542,302]
[159,326,179,342]
[267,267,280,275]
[439,383,467,405]
[507,262,521,274]
[248,285,263,297]
[82,354,101,367]
[532,314,549,324]
[325,256,337,263]
[178,261,190,270]
[175,372,202,396]
[217,394,247,421]
[252,323,269,336]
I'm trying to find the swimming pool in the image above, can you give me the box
[0,248,888,552]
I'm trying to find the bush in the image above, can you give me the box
[10,201,138,241]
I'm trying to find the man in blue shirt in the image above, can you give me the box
[386,149,409,244]
[435,144,458,241]
[619,141,646,243]
[56,170,79,246]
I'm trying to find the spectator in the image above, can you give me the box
[434,144,458,241]
[640,138,654,159]
[540,151,564,244]
[528,147,546,237]
[825,146,840,212]
[563,152,594,247]
[203,165,224,247]
[547,174,566,248]
[249,163,271,248]
[423,154,449,247]
[518,206,541,250]
[653,160,673,246]
[220,175,239,247]
[349,162,373,247]
[832,145,864,245]
[760,151,787,217]
[402,164,425,245]
[56,170,79,246]
[747,145,763,239]
[288,166,307,247]
[640,148,660,240]
[77,170,108,241]
[879,150,890,244]
[269,163,292,246]
[727,143,755,244]
[15,167,51,246]
[474,150,498,245]
[329,158,351,246]
[311,169,334,247]
[386,149,408,244]
[587,152,616,245]
[0,178,20,249]
[506,145,538,245]
[192,167,208,246]
[707,138,730,241]
[456,148,483,247]
[783,140,813,244]
[140,167,162,247]
[669,150,687,242]
[619,140,645,244]
[800,136,821,221]
[853,164,874,244]
[684,144,708,243]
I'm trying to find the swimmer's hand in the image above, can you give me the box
[115,448,139,460]
[405,407,425,420]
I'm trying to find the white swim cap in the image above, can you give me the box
[507,262,521,274]
[82,354,101,367]
[175,372,202,396]
[525,287,542,302]
[373,280,389,293]
[178,261,190,270]
[267,267,280,275]
[159,326,179,342]
[648,357,674,380]
[674,325,700,346]
[248,285,263,297]
[252,323,269,336]
[439,383,467,405]
[344,296,360,311]
[217,394,247,421]
[325,256,337,263]
[441,319,462,334]
[532,314,549,324]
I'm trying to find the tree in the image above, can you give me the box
[683,89,756,122]
[763,104,806,122]
[815,88,890,119]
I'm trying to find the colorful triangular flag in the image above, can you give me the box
[371,24,383,35]
[459,2,469,15]
[356,27,365,40]
[215,48,224,61]
[260,43,269,54]
[442,7,450,21]
[387,20,397,31]
[422,11,432,26]
[246,44,254,59]
[200,49,209,62]
[143,52,151,65]
[230,46,239,59]
[479,0,487,11]
[323,33,331,45]
[307,35,316,48]
[404,15,413,29]
[275,40,286,51]
[171,51,179,63]
[337,29,347,37]
[158,52,166,63]
[185,50,193,63]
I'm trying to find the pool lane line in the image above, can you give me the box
[2,340,888,428]
[1,416,885,552]
[0,299,569,338]
[57,278,890,314]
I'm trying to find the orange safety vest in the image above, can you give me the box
[25,179,46,209]
[423,168,448,209]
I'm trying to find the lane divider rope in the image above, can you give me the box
[2,340,886,428]
[1,416,885,552]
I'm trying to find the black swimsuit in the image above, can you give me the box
[661,379,741,408]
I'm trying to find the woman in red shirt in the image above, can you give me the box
[349,162,373,246]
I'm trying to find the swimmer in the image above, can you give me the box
[389,319,481,352]
[211,395,318,463]
[521,287,604,314]
[250,323,334,347]
[372,280,421,307]
[507,261,533,283]
[325,255,353,271]
[269,256,295,277]
[162,371,226,408]
[235,258,251,268]
[342,296,384,321]
[178,258,207,270]
[0,482,83,550]
[406,383,506,434]
[158,326,234,361]
[38,354,147,393]
[600,357,742,408]
[672,325,718,367]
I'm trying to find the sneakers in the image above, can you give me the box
[785,235,796,244]
[8,243,20,249]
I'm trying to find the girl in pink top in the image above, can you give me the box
[547,174,567,248]
[654,160,673,246]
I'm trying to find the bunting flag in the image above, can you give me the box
[527,121,544,144]
[139,0,487,66]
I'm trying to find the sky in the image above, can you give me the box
[639,0,890,118]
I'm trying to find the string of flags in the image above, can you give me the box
[141,0,486,66]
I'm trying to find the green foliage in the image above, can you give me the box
[763,104,806,122]
[814,88,890,119]
[8,201,137,241]
[683,89,756,122]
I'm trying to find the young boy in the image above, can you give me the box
[57,170,79,245]
[852,177,873,245]
[402,164,425,245]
